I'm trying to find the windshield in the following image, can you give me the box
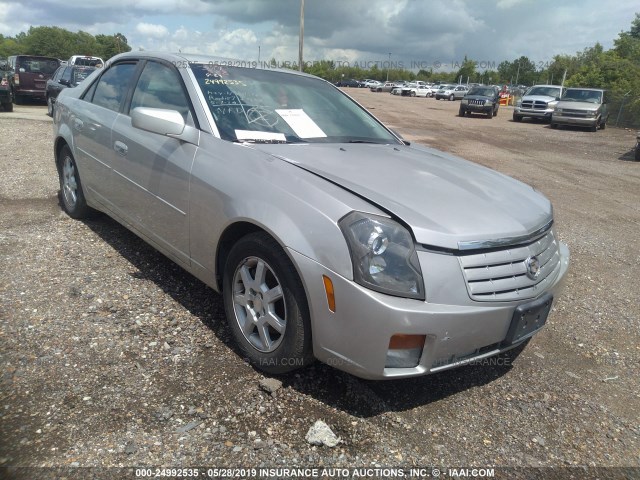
[191,63,399,144]
[72,67,96,85]
[526,86,562,97]
[562,89,602,103]
[468,87,496,96]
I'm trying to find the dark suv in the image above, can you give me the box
[7,55,60,104]
[459,86,500,118]
[0,59,12,111]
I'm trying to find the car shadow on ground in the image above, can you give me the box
[80,212,520,419]
[618,148,639,162]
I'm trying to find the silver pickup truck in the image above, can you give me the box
[513,85,564,122]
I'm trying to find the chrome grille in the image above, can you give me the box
[469,99,485,105]
[560,109,589,118]
[521,100,548,110]
[459,230,561,302]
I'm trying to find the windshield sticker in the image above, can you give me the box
[235,130,286,142]
[275,109,327,138]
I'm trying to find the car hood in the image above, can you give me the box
[255,143,552,250]
[556,100,600,111]
[523,95,557,103]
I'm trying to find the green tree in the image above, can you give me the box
[454,55,476,84]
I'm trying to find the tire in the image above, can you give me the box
[13,93,22,105]
[56,145,93,219]
[635,144,640,162]
[590,122,598,132]
[487,108,493,119]
[449,94,454,101]
[513,112,522,122]
[458,107,465,117]
[550,123,558,129]
[1,101,12,112]
[599,118,606,130]
[47,96,54,117]
[493,106,498,117]
[410,91,416,97]
[223,232,313,374]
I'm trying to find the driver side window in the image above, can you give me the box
[130,61,191,122]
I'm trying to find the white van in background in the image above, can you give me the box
[68,55,104,67]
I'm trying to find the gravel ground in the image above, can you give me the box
[0,96,638,480]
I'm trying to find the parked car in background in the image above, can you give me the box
[400,81,430,97]
[363,80,381,89]
[371,81,395,92]
[513,85,564,122]
[551,87,609,132]
[46,65,97,116]
[336,78,361,87]
[52,51,568,380]
[0,59,13,111]
[435,84,468,101]
[7,55,60,103]
[68,55,104,67]
[635,131,640,161]
[423,84,439,97]
[459,86,500,118]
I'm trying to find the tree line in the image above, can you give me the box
[0,26,131,61]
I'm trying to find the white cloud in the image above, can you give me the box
[136,22,169,39]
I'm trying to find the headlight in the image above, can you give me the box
[587,110,597,117]
[461,99,468,104]
[555,108,563,114]
[516,99,522,107]
[339,212,425,300]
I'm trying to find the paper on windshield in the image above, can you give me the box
[275,109,327,138]
[235,130,287,142]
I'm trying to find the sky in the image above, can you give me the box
[1,0,638,71]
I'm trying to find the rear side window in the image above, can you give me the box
[90,63,138,112]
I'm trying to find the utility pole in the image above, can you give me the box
[386,52,391,82]
[298,0,304,71]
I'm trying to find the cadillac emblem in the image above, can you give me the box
[524,256,541,280]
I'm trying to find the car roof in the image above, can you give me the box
[107,51,319,80]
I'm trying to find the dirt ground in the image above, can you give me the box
[0,94,638,480]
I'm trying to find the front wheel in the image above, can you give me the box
[1,101,12,112]
[487,108,493,119]
[550,123,558,129]
[513,112,522,122]
[458,107,465,117]
[56,145,93,219]
[449,94,454,101]
[223,232,313,374]
[635,143,640,161]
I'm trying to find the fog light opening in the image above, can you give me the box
[322,275,336,313]
[386,334,426,368]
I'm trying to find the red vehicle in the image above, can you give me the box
[7,55,60,104]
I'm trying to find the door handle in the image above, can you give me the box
[114,141,128,156]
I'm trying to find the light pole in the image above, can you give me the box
[298,0,305,71]
[386,52,391,82]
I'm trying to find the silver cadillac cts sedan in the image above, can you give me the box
[52,52,569,380]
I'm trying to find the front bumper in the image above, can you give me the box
[290,241,569,380]
[515,108,554,119]
[463,103,492,113]
[552,113,598,127]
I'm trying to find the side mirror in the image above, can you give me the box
[59,79,71,87]
[131,107,199,146]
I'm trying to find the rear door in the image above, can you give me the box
[71,61,139,206]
